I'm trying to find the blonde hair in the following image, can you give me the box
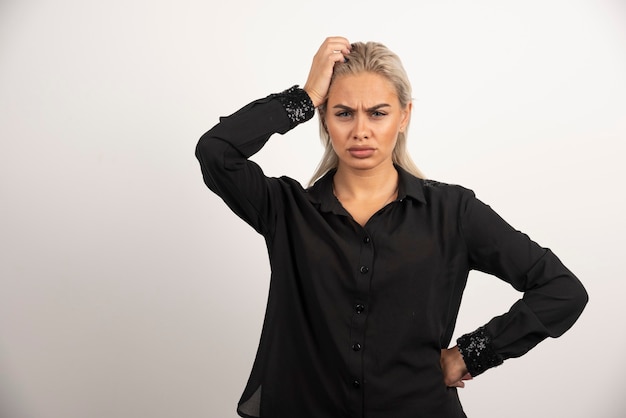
[308,41,425,186]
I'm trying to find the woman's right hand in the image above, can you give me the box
[303,37,351,108]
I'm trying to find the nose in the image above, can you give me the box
[353,114,369,140]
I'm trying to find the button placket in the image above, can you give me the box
[348,230,373,406]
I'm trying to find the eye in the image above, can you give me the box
[335,111,352,118]
[371,110,387,118]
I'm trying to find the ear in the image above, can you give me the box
[319,106,329,132]
[399,102,412,132]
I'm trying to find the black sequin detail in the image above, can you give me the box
[270,85,315,128]
[423,179,448,188]
[457,326,504,377]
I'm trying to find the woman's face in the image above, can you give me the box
[325,72,411,173]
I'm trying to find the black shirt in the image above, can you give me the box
[195,87,588,418]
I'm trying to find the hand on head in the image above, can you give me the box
[303,37,351,108]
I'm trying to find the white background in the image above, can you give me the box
[1,0,625,417]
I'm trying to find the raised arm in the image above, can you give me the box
[195,37,351,235]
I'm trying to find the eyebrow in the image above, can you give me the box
[332,103,391,112]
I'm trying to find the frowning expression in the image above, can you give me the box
[324,72,411,172]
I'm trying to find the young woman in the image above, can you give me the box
[196,37,588,418]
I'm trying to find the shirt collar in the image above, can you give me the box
[306,165,427,213]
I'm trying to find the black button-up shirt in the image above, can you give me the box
[196,89,587,418]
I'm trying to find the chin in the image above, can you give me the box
[341,159,387,171]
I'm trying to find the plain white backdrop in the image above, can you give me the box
[1,0,625,417]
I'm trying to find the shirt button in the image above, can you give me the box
[353,380,360,388]
[363,236,371,244]
[359,266,369,274]
[355,304,365,314]
[352,342,362,351]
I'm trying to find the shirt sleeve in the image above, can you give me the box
[456,191,588,377]
[195,86,315,236]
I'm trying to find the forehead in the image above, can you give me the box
[327,72,399,106]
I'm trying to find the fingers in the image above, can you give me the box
[323,36,352,55]
[325,39,351,66]
[447,373,473,388]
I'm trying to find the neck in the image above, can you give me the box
[333,163,399,202]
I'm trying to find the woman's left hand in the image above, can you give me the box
[440,346,472,388]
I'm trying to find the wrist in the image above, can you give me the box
[303,86,324,108]
[269,85,315,128]
[456,327,504,377]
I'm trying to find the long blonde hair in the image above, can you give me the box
[308,41,424,186]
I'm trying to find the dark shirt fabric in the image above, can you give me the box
[195,87,588,418]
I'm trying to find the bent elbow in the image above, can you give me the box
[548,275,589,338]
[523,270,589,339]
[570,277,589,321]
[195,131,230,192]
[196,131,223,168]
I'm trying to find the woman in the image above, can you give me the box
[196,37,588,418]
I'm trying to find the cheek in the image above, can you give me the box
[380,124,400,143]
[326,122,346,145]
[329,135,342,154]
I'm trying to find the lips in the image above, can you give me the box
[348,147,376,158]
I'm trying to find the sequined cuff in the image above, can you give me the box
[269,85,315,128]
[457,327,504,377]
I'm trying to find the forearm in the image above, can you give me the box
[195,86,315,234]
